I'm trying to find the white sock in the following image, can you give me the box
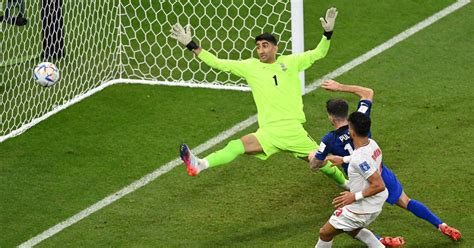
[438,222,447,230]
[315,238,333,248]
[338,180,350,190]
[198,158,209,171]
[355,228,384,248]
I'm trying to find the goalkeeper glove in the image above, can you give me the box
[320,7,338,39]
[170,23,199,51]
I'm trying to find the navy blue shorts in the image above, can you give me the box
[381,165,403,205]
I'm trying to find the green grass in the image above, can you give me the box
[2,0,474,247]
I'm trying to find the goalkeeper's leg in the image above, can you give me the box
[180,136,250,176]
[319,161,348,188]
[205,139,246,167]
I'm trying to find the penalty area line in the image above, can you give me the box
[18,0,470,247]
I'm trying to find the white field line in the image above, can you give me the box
[17,0,470,247]
[0,81,112,143]
[306,0,471,92]
[114,79,252,91]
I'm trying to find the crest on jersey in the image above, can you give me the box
[280,63,287,71]
[359,161,371,172]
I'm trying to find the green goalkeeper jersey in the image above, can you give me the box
[198,36,331,128]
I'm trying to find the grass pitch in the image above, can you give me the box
[1,0,473,247]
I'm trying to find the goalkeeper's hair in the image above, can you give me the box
[255,33,278,45]
[326,99,349,120]
[348,112,371,137]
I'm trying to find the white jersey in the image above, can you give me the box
[346,139,388,214]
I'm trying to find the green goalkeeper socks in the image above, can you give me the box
[205,139,245,167]
[204,139,347,186]
[319,161,347,185]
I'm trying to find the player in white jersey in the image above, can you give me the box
[315,112,387,248]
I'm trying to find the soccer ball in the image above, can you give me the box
[33,62,60,87]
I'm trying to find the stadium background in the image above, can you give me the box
[1,0,473,247]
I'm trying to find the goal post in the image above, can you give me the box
[290,0,306,93]
[0,0,304,142]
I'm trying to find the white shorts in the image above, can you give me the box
[328,207,381,232]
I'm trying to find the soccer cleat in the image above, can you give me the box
[439,223,462,241]
[379,236,405,247]
[180,144,201,176]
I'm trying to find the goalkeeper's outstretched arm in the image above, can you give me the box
[170,23,202,55]
[293,7,338,71]
[170,23,247,78]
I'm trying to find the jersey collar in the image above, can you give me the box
[334,125,349,134]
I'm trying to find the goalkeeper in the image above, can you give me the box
[171,7,347,187]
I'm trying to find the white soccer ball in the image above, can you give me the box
[34,62,60,87]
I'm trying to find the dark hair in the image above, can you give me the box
[255,32,278,45]
[348,112,371,137]
[326,99,349,119]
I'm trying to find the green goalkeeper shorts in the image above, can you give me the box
[253,120,318,160]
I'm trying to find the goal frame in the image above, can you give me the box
[0,0,305,142]
[113,0,305,92]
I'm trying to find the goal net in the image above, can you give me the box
[0,0,303,141]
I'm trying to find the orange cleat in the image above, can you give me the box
[439,223,462,241]
[180,144,200,176]
[379,236,405,247]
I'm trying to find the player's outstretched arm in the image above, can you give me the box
[170,23,202,55]
[294,7,338,72]
[170,23,248,77]
[308,153,342,171]
[322,79,374,101]
[323,155,344,166]
[320,7,338,39]
[308,154,326,171]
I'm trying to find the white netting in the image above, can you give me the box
[121,0,292,86]
[1,0,120,139]
[0,0,294,139]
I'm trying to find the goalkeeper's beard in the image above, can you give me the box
[258,54,276,63]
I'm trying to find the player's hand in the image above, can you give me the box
[309,157,324,171]
[332,191,355,208]
[324,155,344,166]
[308,150,317,161]
[322,79,343,92]
[170,23,193,46]
[320,7,338,32]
